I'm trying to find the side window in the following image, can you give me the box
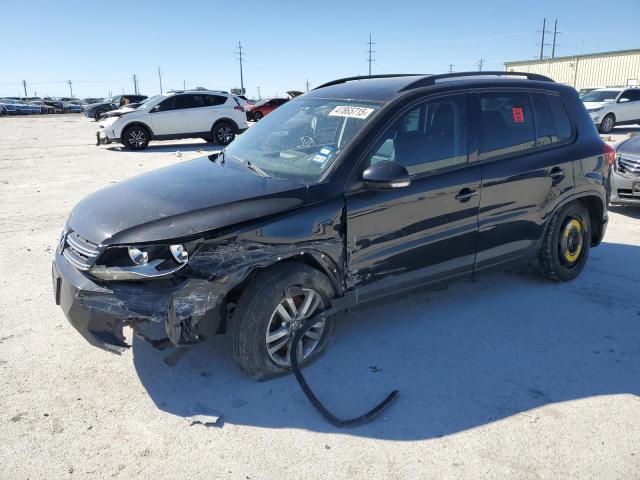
[155,97,175,112]
[203,95,227,106]
[184,94,205,109]
[173,95,187,110]
[478,92,535,160]
[621,89,640,102]
[532,93,558,147]
[366,95,469,176]
[546,95,572,142]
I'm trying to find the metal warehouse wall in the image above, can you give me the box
[504,50,640,90]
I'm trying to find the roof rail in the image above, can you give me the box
[400,71,554,91]
[314,74,425,90]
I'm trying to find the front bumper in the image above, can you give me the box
[52,249,222,353]
[610,169,640,205]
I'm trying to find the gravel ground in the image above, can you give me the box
[1,115,639,480]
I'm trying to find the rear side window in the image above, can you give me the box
[478,92,535,160]
[184,94,205,108]
[546,95,572,142]
[203,95,228,106]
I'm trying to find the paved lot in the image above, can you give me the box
[1,115,639,480]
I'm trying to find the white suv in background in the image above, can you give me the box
[97,89,248,150]
[581,87,640,134]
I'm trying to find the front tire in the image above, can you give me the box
[538,202,591,282]
[231,263,336,380]
[598,114,615,134]
[94,109,106,121]
[122,125,150,150]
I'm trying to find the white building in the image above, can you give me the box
[504,48,640,91]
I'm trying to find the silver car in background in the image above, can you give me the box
[611,134,640,206]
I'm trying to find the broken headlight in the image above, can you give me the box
[90,243,191,281]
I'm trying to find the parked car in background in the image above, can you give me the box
[84,98,104,105]
[582,87,640,133]
[64,101,84,113]
[578,87,604,99]
[611,133,640,206]
[96,89,247,149]
[0,99,18,114]
[54,72,611,379]
[29,100,56,114]
[245,97,289,121]
[83,94,147,121]
[44,99,64,114]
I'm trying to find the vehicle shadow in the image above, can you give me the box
[609,205,640,219]
[105,142,222,154]
[132,241,640,439]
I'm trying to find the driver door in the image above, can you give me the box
[344,94,481,298]
[150,95,189,136]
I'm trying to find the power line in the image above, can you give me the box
[366,34,376,76]
[476,59,485,71]
[235,41,245,95]
[157,66,163,94]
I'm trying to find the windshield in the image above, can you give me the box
[223,98,381,183]
[582,90,619,102]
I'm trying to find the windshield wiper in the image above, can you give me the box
[230,155,270,178]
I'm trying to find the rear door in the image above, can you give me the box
[184,94,228,134]
[150,95,188,136]
[474,89,575,271]
[345,93,481,297]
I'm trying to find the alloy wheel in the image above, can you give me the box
[128,129,147,148]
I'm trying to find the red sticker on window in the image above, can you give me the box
[512,107,524,123]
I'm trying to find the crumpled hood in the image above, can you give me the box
[67,156,307,245]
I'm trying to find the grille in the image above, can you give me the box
[618,153,640,177]
[62,231,100,271]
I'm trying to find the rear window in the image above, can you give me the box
[478,92,536,160]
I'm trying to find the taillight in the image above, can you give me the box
[603,143,616,166]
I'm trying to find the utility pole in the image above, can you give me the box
[551,19,561,58]
[537,18,551,60]
[22,80,27,98]
[256,86,261,100]
[477,59,485,71]
[183,80,186,90]
[157,66,163,94]
[132,74,139,95]
[67,80,73,97]
[366,34,375,76]
[448,63,454,73]
[305,79,310,92]
[236,41,245,95]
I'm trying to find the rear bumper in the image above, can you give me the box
[610,170,640,205]
[52,249,221,353]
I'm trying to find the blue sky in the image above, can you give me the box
[2,0,639,99]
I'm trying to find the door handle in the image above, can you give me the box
[455,188,478,202]
[549,167,565,178]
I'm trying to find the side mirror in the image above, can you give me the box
[150,105,160,113]
[362,160,410,190]
[618,98,630,103]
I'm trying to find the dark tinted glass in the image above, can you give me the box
[478,92,535,159]
[184,94,204,109]
[367,94,469,175]
[547,95,572,142]
[620,89,640,101]
[156,97,174,112]
[173,95,187,110]
[532,93,558,146]
[203,95,227,106]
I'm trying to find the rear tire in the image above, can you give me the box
[212,121,236,146]
[253,111,263,121]
[94,109,106,121]
[598,114,615,134]
[538,202,591,282]
[231,263,336,380]
[122,125,150,150]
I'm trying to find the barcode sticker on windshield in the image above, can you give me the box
[329,105,374,119]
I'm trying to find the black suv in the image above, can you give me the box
[83,94,148,121]
[53,72,612,379]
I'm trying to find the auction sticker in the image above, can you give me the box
[329,105,374,119]
[310,146,334,164]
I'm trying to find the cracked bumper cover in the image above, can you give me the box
[52,249,222,353]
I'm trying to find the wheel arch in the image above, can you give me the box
[211,117,239,132]
[537,191,607,255]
